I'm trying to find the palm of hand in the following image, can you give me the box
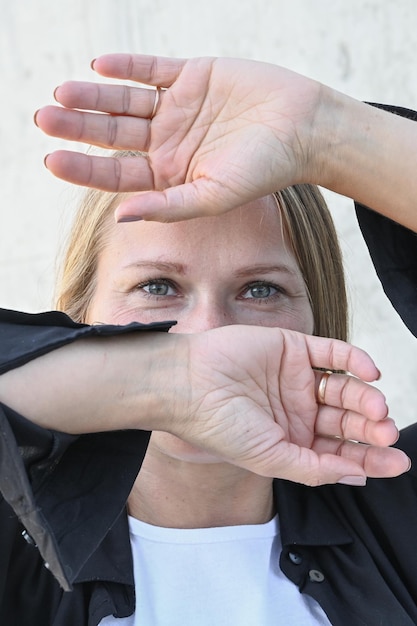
[174,325,407,486]
[37,55,321,220]
[148,59,309,200]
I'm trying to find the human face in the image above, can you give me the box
[88,196,314,465]
[87,196,314,335]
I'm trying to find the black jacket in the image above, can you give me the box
[1,104,417,626]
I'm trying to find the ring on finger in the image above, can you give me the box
[317,370,333,405]
[150,86,162,119]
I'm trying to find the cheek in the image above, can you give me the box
[85,288,131,326]
[235,300,314,335]
[86,290,173,326]
[259,310,314,334]
[87,303,147,326]
[288,304,315,335]
[284,311,314,335]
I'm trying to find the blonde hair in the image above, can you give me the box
[55,189,128,323]
[275,186,348,340]
[55,182,348,341]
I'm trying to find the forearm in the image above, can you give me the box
[315,87,417,232]
[0,332,185,434]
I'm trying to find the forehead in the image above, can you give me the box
[101,195,296,265]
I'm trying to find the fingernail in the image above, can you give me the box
[90,58,97,70]
[43,154,51,169]
[337,476,367,487]
[53,86,60,101]
[116,215,143,223]
[33,110,39,127]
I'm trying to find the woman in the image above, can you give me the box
[0,54,416,625]
[0,181,413,625]
[36,54,417,335]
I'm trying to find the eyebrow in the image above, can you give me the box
[234,264,299,278]
[123,261,297,278]
[122,261,186,274]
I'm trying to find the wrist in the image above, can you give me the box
[307,87,417,232]
[123,332,191,434]
[303,84,355,190]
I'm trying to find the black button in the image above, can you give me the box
[309,569,325,582]
[288,551,303,565]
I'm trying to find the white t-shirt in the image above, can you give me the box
[100,515,331,625]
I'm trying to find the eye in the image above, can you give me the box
[241,281,281,300]
[138,279,177,297]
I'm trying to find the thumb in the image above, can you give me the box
[247,440,367,487]
[115,180,242,223]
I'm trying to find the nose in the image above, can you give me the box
[170,300,235,334]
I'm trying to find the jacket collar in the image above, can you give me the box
[75,479,353,587]
[274,479,353,548]
[74,509,134,586]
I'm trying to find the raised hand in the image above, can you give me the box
[35,54,323,221]
[35,53,417,231]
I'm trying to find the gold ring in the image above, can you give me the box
[317,371,332,405]
[150,86,161,119]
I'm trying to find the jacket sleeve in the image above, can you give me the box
[0,307,174,373]
[355,104,417,339]
[0,308,175,590]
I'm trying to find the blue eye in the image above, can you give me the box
[140,280,176,296]
[250,284,275,298]
[242,282,279,299]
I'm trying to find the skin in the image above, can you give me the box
[35,54,417,231]
[1,323,407,486]
[84,196,364,526]
[1,55,413,492]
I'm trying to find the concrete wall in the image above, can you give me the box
[1,0,416,427]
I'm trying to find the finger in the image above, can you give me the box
[36,106,150,151]
[314,371,388,421]
[254,439,409,486]
[54,81,158,117]
[44,151,153,191]
[307,335,381,381]
[262,433,403,484]
[92,53,188,87]
[312,436,410,479]
[315,406,398,446]
[115,180,244,223]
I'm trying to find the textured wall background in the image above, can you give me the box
[1,0,416,427]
